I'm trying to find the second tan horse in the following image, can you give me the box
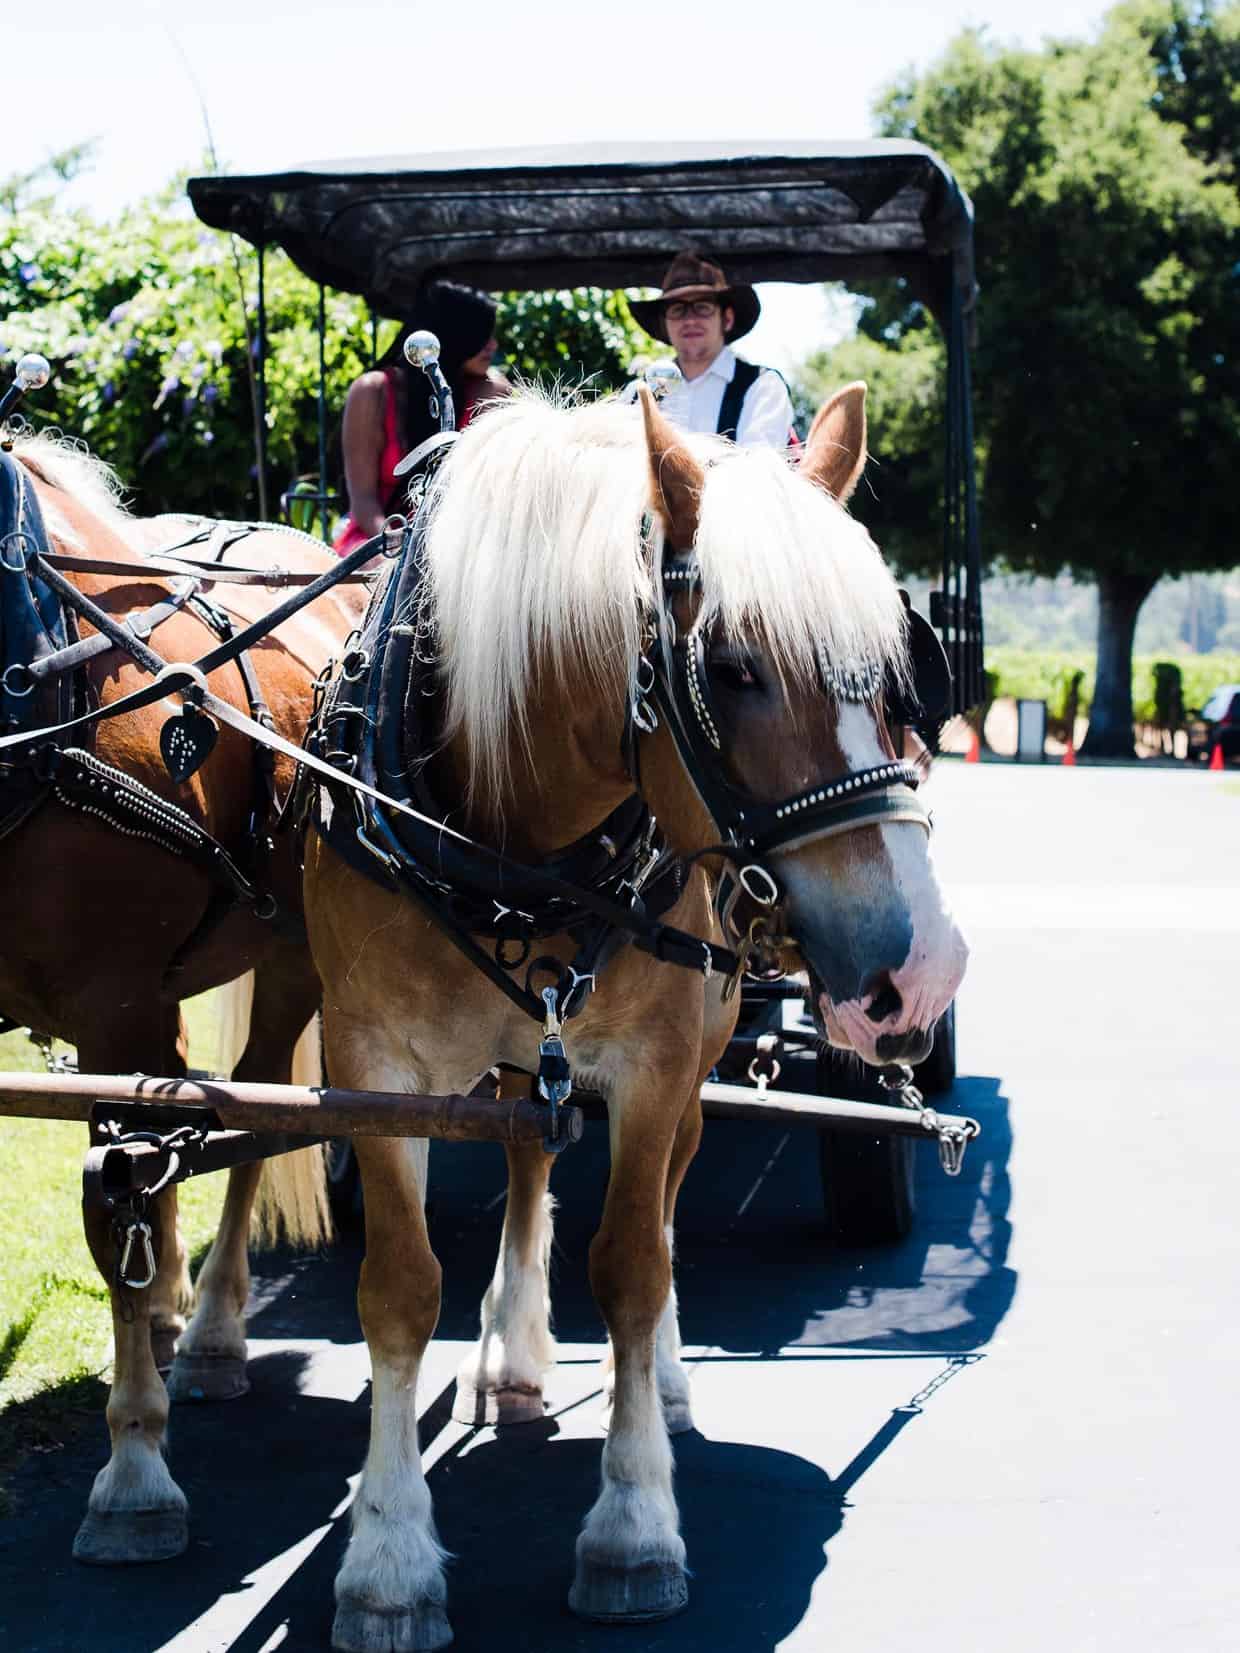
[3,432,363,1563]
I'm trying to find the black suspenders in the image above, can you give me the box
[716,358,763,441]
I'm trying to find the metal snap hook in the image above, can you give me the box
[119,1219,157,1290]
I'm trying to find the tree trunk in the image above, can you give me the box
[1080,571,1158,759]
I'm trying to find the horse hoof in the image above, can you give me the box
[150,1327,180,1375]
[452,1378,543,1427]
[73,1506,188,1565]
[166,1352,250,1403]
[568,1558,689,1623]
[332,1597,453,1651]
[661,1397,696,1435]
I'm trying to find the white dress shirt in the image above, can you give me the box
[658,345,795,449]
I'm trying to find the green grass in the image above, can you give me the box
[0,999,228,1510]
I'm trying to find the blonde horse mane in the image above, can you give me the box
[10,429,134,548]
[422,387,910,803]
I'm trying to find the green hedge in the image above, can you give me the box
[985,647,1240,723]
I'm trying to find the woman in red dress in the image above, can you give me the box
[334,282,510,554]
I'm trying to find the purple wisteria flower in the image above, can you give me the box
[174,341,194,362]
[203,383,219,405]
[102,381,115,406]
[107,302,131,325]
[201,429,215,446]
[18,263,41,285]
[122,340,139,360]
[204,340,223,364]
[141,432,169,463]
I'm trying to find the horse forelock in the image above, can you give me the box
[11,430,132,550]
[421,387,909,803]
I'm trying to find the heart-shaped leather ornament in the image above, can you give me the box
[160,704,219,783]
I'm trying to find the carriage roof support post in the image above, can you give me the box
[253,242,269,521]
[316,282,330,542]
[937,279,985,714]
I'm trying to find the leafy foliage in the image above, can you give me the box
[799,307,947,576]
[812,2,1240,752]
[498,288,649,392]
[0,183,650,521]
[986,645,1240,723]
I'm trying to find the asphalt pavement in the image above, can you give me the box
[1,760,1236,1653]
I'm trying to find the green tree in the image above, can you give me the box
[798,294,948,577]
[819,3,1240,755]
[0,181,648,523]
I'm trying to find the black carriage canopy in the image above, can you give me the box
[187,138,975,325]
[188,139,983,709]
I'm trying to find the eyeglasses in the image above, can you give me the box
[664,300,721,321]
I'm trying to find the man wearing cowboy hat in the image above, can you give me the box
[629,250,796,448]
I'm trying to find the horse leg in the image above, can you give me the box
[148,1006,194,1375]
[653,1090,704,1436]
[454,1069,556,1426]
[170,949,322,1404]
[569,1065,695,1624]
[74,1004,190,1564]
[332,1112,451,1653]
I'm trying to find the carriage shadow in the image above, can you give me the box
[418,1071,1014,1359]
[0,1074,1012,1651]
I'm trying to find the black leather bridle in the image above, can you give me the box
[628,547,942,951]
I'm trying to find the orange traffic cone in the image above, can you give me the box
[1063,741,1076,767]
[1209,742,1225,772]
[965,728,981,764]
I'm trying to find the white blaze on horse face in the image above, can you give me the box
[810,702,967,1054]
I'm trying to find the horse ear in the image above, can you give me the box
[638,385,705,547]
[802,381,868,504]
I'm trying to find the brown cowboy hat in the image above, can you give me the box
[629,250,761,345]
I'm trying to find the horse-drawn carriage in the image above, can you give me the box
[188,138,986,1237]
[0,139,983,1646]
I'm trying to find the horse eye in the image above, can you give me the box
[711,655,761,692]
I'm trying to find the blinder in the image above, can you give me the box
[886,591,953,730]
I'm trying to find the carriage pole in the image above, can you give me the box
[0,1071,582,1148]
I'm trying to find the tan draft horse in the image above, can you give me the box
[303,383,969,1650]
[3,434,363,1563]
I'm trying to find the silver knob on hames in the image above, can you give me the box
[15,354,50,392]
[644,358,682,401]
[403,331,441,369]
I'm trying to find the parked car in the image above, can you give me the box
[1187,684,1240,763]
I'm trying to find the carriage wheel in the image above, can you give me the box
[816,1051,916,1246]
[913,1000,957,1097]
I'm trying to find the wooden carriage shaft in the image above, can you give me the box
[0,1071,974,1146]
[0,1071,583,1146]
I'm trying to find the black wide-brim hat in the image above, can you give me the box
[629,250,761,345]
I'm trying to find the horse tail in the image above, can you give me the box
[252,1014,333,1251]
[212,973,333,1252]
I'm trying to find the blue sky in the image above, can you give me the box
[12,0,1113,369]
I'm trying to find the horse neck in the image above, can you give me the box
[430,654,634,859]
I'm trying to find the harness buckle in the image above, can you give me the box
[631,698,659,735]
[738,863,780,907]
[537,985,573,1152]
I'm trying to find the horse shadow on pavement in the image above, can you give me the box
[0,1074,1012,1651]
